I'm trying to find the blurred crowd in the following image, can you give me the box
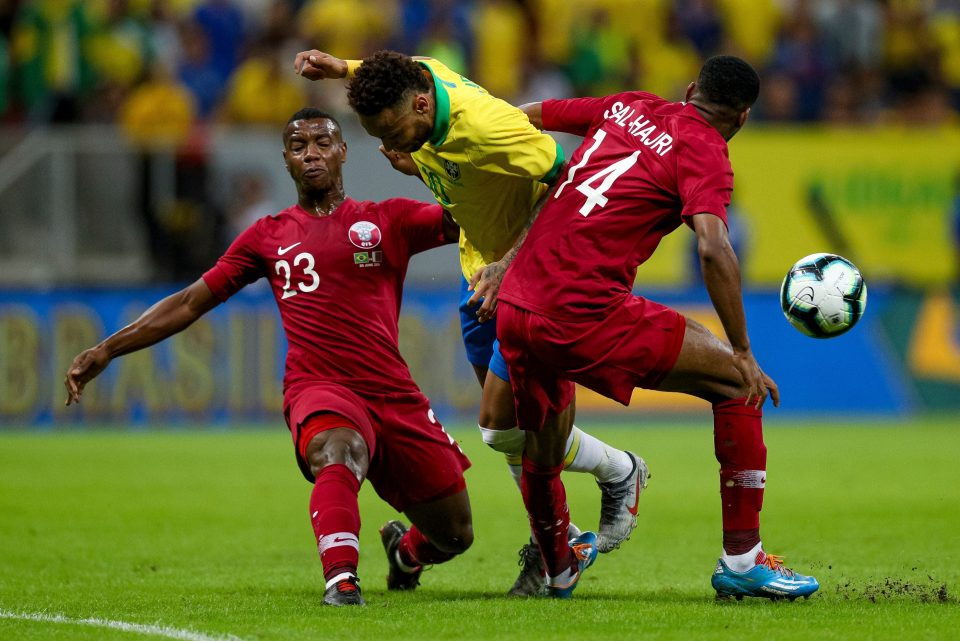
[0,0,957,137]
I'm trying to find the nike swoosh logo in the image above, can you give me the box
[278,242,302,255]
[627,469,642,516]
[332,536,355,543]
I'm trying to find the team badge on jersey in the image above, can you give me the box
[348,221,382,249]
[443,160,461,180]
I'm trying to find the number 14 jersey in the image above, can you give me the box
[499,91,734,321]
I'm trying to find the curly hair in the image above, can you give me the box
[347,50,432,117]
[697,56,760,112]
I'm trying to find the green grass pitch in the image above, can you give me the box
[1,417,957,641]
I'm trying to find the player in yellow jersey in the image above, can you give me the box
[294,49,648,596]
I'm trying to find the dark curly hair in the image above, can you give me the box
[697,56,760,113]
[347,50,432,117]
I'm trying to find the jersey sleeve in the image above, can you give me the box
[463,101,565,185]
[391,199,450,255]
[541,91,657,136]
[677,136,733,227]
[201,221,266,301]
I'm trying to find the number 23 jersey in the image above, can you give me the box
[202,197,447,396]
[499,91,734,321]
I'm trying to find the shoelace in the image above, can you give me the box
[571,542,594,562]
[517,543,540,569]
[761,553,796,578]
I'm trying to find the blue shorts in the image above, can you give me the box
[459,276,510,381]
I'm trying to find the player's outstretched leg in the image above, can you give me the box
[480,365,646,555]
[656,317,819,600]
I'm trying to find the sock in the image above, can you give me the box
[713,398,766,555]
[722,541,763,573]
[397,525,458,567]
[520,455,576,583]
[309,463,361,582]
[563,426,634,484]
[478,425,524,487]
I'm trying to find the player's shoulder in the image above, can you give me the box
[349,197,434,221]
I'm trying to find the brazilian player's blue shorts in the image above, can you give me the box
[459,276,510,381]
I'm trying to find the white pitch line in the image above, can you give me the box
[0,609,246,641]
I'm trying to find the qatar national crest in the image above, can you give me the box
[348,221,382,249]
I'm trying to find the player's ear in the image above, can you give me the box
[738,107,750,129]
[339,139,347,164]
[684,81,696,102]
[414,93,428,115]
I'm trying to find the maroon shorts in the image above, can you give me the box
[497,297,686,431]
[284,381,471,512]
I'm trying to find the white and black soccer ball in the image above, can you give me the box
[780,253,867,338]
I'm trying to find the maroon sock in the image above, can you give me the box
[397,525,457,567]
[713,398,766,555]
[309,463,361,581]
[520,455,576,580]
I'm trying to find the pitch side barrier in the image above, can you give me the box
[0,284,950,427]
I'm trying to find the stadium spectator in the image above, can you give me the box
[297,0,395,58]
[10,0,96,122]
[295,48,645,596]
[65,108,474,607]
[221,41,306,125]
[192,0,245,83]
[498,56,820,600]
[177,19,224,119]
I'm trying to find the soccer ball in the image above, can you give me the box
[780,253,867,338]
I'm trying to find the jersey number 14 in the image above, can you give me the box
[555,129,639,216]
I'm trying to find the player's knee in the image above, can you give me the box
[435,519,474,554]
[478,425,525,456]
[306,431,368,479]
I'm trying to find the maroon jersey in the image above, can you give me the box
[202,197,446,396]
[499,91,733,320]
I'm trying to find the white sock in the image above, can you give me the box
[564,426,633,484]
[722,541,763,573]
[324,571,356,589]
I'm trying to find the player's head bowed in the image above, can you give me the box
[348,50,435,154]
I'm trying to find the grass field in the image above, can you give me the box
[1,417,958,641]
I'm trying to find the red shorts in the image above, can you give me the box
[497,297,686,431]
[283,381,471,512]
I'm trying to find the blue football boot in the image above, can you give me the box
[712,551,820,601]
[546,531,599,599]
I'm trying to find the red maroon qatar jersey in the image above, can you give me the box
[499,91,733,320]
[202,197,447,396]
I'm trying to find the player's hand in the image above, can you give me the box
[64,346,111,406]
[293,50,348,80]
[731,348,779,409]
[467,261,507,323]
[379,146,420,176]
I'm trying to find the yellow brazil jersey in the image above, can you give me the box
[407,58,565,280]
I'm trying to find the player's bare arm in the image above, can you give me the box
[441,209,459,243]
[518,102,544,130]
[467,185,555,323]
[692,213,779,409]
[64,279,220,406]
[294,50,348,79]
